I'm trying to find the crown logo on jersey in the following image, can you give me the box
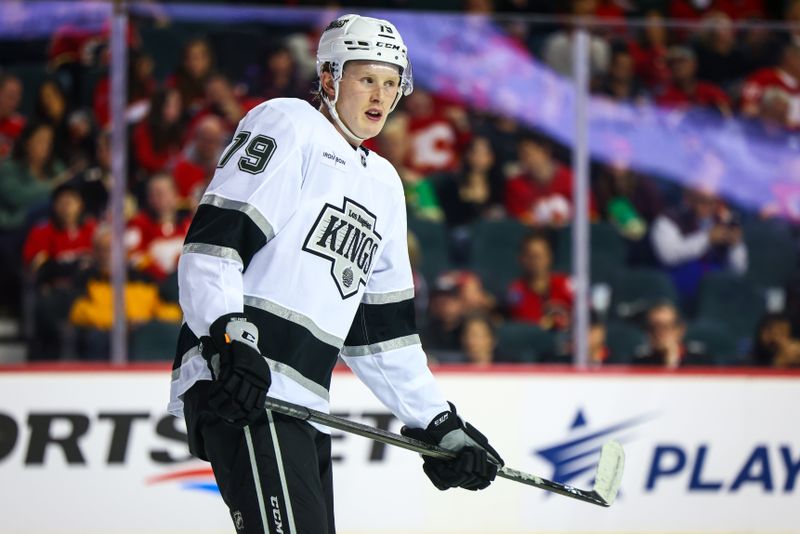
[303,197,382,299]
[342,267,354,288]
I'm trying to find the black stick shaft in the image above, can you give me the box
[265,397,609,507]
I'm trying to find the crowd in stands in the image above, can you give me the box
[1,0,800,367]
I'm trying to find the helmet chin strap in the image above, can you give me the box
[323,78,367,146]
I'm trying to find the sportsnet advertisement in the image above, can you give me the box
[0,369,798,534]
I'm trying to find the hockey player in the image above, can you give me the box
[169,14,503,534]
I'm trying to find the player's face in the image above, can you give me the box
[336,61,401,141]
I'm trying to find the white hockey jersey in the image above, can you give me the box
[169,98,449,431]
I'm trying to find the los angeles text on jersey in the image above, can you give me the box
[303,197,382,299]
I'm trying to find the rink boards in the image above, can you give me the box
[0,366,798,534]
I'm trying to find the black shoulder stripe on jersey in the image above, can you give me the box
[173,323,200,371]
[245,304,341,394]
[183,204,268,271]
[344,298,417,347]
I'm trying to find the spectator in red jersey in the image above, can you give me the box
[169,38,215,118]
[24,185,95,362]
[173,115,227,203]
[655,46,731,116]
[741,42,800,128]
[132,88,186,180]
[23,183,98,359]
[596,46,648,104]
[403,88,469,176]
[633,301,704,368]
[506,232,573,330]
[127,173,191,282]
[505,132,574,227]
[628,10,670,90]
[23,183,96,283]
[198,74,262,134]
[0,74,25,160]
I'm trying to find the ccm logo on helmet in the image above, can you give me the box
[376,42,401,50]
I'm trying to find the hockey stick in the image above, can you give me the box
[265,397,625,507]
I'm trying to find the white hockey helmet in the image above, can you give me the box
[317,14,413,142]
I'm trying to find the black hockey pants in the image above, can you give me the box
[184,380,335,534]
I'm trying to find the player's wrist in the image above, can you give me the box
[420,402,462,443]
[403,402,504,465]
[204,313,271,427]
[209,313,260,355]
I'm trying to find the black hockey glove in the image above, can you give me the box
[401,403,504,491]
[203,313,271,427]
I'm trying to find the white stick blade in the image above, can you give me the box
[592,441,625,505]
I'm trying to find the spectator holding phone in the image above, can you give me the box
[651,184,747,305]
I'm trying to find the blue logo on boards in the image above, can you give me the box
[536,409,800,494]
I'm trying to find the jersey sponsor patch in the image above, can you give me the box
[303,197,382,299]
[320,149,347,171]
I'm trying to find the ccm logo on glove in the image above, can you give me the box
[202,313,272,427]
[401,402,504,491]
